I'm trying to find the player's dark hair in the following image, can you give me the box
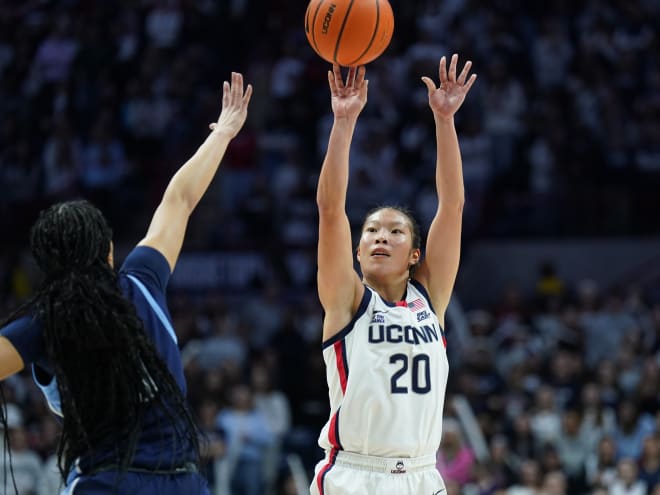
[3,200,201,481]
[0,387,19,495]
[362,205,422,276]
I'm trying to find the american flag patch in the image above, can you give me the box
[408,298,425,311]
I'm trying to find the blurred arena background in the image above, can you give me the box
[0,1,659,494]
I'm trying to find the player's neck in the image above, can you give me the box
[363,275,409,304]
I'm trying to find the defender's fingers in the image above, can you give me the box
[242,84,253,107]
[222,81,230,108]
[232,72,243,103]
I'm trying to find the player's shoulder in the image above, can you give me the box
[120,245,171,293]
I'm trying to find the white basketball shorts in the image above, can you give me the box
[310,450,446,495]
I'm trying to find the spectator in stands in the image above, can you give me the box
[216,384,273,495]
[540,471,567,495]
[639,435,660,490]
[436,417,476,485]
[251,362,291,493]
[0,405,43,495]
[556,408,589,491]
[506,459,542,495]
[0,1,659,493]
[610,458,647,495]
[585,436,619,490]
[614,400,655,460]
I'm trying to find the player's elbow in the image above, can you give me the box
[163,188,196,217]
[316,194,343,218]
[440,197,465,215]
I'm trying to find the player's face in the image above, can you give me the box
[357,208,420,280]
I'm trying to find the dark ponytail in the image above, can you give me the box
[12,200,200,479]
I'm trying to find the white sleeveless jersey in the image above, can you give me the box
[318,280,449,458]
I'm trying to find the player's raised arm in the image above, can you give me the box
[0,336,24,380]
[139,72,253,271]
[317,65,368,339]
[415,54,477,317]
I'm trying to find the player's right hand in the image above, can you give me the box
[328,65,368,122]
[209,71,253,138]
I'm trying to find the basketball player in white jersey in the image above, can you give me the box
[312,54,476,494]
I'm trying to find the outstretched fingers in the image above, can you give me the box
[333,65,345,90]
[231,72,244,105]
[464,73,477,93]
[346,66,357,88]
[457,60,472,85]
[210,73,251,130]
[439,56,448,87]
[421,76,437,95]
[354,66,366,89]
[448,53,458,83]
[242,84,253,109]
[328,70,339,95]
[211,81,232,130]
[222,80,230,108]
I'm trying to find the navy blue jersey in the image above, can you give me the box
[1,246,194,472]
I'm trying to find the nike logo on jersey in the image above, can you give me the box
[432,490,446,495]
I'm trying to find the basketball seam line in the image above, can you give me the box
[333,0,355,64]
[347,0,381,66]
[311,0,326,57]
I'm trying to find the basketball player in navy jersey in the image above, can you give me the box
[0,72,252,494]
[312,55,476,494]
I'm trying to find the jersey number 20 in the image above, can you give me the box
[389,353,431,394]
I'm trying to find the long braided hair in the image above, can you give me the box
[6,200,201,480]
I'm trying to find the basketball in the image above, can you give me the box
[305,0,394,66]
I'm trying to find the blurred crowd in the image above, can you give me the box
[1,0,660,494]
[3,257,660,495]
[1,0,659,247]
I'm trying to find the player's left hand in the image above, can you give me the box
[209,71,253,138]
[421,54,476,121]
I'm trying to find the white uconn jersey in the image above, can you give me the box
[318,280,449,458]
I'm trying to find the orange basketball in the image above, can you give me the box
[305,0,394,66]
